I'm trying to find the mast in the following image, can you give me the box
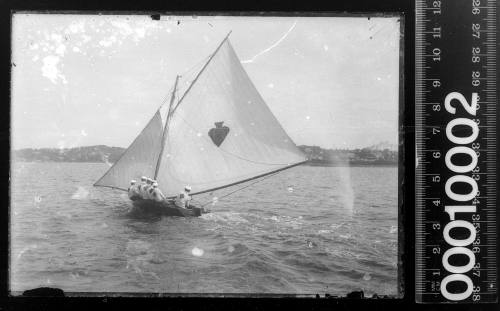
[154,75,180,179]
[153,32,308,198]
[170,30,232,115]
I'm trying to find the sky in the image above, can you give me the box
[11,14,401,150]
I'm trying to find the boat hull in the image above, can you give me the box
[131,198,207,217]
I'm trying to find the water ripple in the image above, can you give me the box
[10,162,398,296]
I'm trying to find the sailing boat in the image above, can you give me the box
[93,31,308,217]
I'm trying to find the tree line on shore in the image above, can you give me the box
[13,145,124,163]
[13,143,398,166]
[298,143,397,166]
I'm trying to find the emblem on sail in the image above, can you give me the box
[94,31,307,198]
[208,122,230,147]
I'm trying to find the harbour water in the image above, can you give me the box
[10,162,398,296]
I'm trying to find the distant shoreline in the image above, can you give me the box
[12,143,398,166]
[305,161,397,167]
[12,160,398,167]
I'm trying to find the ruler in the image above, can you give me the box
[415,0,497,303]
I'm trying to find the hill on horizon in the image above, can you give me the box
[365,141,397,152]
[13,145,125,163]
[12,142,397,164]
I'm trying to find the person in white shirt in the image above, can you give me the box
[127,180,140,200]
[138,176,148,198]
[140,177,152,200]
[174,185,192,208]
[145,178,155,200]
[150,181,166,202]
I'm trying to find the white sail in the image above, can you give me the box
[154,38,307,197]
[94,110,163,190]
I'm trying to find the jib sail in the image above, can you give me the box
[94,110,163,190]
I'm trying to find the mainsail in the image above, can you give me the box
[95,33,307,198]
[94,110,163,190]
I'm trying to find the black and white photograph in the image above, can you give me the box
[10,14,402,296]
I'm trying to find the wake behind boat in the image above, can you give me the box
[93,31,307,217]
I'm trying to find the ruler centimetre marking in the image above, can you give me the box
[415,0,497,303]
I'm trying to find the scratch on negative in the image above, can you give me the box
[241,21,297,64]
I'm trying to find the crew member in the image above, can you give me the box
[138,176,148,198]
[174,185,192,209]
[151,181,166,202]
[146,178,155,200]
[127,180,140,200]
[140,177,152,200]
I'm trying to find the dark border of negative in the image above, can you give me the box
[1,0,408,307]
[4,8,404,298]
[2,1,497,311]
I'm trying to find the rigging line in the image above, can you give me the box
[198,171,281,207]
[173,113,295,166]
[93,184,128,192]
[181,54,211,79]
[159,83,176,108]
[171,31,232,115]
[154,75,180,180]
